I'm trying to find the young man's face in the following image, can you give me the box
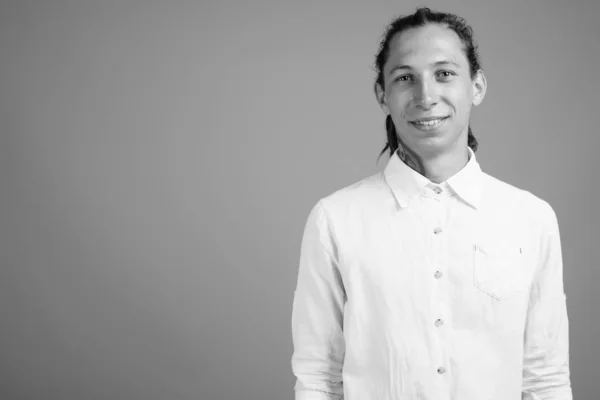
[377,23,486,157]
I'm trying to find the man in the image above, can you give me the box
[291,7,572,400]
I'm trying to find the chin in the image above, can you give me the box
[406,131,462,155]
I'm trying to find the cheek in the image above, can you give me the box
[386,90,411,115]
[446,86,473,113]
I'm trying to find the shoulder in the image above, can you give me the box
[320,171,387,210]
[304,170,390,225]
[481,172,558,229]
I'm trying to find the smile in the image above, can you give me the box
[410,117,448,130]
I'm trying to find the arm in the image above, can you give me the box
[291,200,346,400]
[522,203,572,400]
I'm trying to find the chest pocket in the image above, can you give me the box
[473,243,527,301]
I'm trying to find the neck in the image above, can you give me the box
[396,140,469,184]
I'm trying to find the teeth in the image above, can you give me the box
[414,118,444,126]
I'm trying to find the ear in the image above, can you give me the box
[472,69,487,106]
[374,83,390,115]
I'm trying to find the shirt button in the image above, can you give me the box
[435,318,444,327]
[437,367,446,374]
[434,271,443,279]
[433,186,442,194]
[433,227,443,234]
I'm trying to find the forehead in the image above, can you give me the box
[386,24,467,68]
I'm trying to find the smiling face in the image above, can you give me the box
[376,23,486,158]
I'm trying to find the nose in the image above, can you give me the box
[413,80,437,109]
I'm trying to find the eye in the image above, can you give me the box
[394,74,413,83]
[436,70,456,80]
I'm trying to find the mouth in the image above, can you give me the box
[409,116,449,131]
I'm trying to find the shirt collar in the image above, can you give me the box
[383,147,483,209]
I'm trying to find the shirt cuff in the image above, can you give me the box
[522,388,573,400]
[295,389,343,400]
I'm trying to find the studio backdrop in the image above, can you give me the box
[0,1,597,399]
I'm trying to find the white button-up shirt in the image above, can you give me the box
[291,148,571,400]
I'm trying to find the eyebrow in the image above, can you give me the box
[388,60,460,74]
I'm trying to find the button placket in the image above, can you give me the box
[430,189,449,382]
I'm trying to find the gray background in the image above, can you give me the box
[0,0,597,399]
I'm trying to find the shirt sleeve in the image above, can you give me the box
[291,200,346,400]
[522,203,572,400]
